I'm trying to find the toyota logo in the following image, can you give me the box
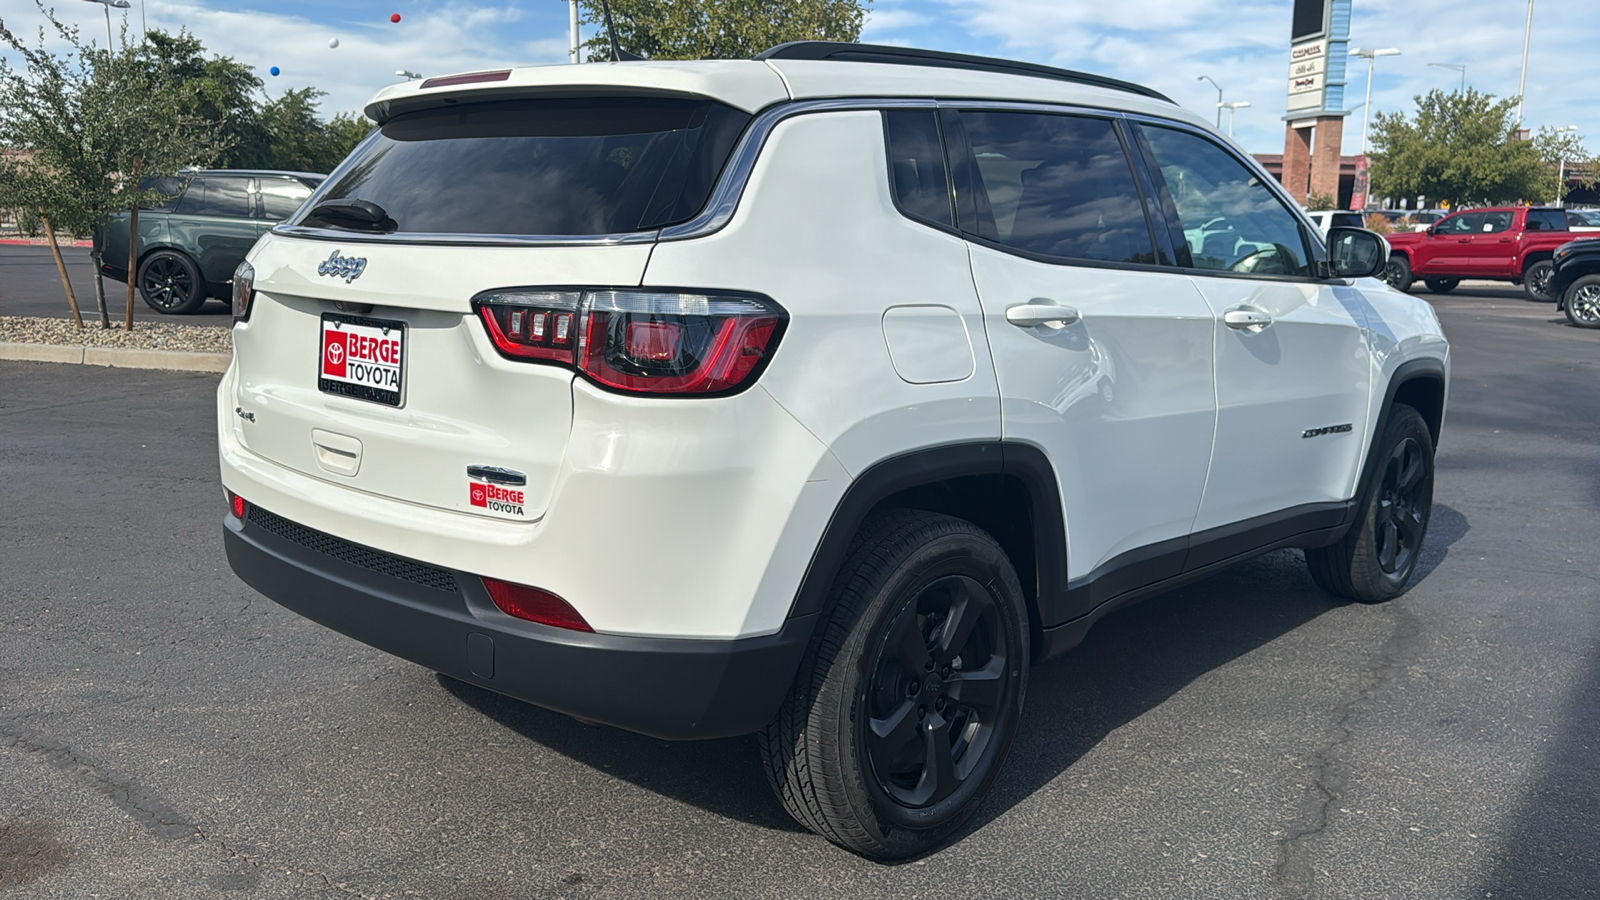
[326,342,345,366]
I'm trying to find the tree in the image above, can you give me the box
[0,2,220,328]
[1531,126,1596,204]
[580,0,869,61]
[1367,88,1547,208]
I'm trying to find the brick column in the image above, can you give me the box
[1309,115,1345,204]
[1282,122,1314,204]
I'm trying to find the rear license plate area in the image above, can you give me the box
[318,313,406,407]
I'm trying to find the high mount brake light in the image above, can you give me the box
[231,261,255,321]
[482,578,593,632]
[473,288,786,396]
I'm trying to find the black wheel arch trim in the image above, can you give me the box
[1359,357,1447,487]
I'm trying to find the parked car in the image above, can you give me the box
[1550,237,1600,327]
[96,169,325,314]
[1407,210,1447,231]
[218,43,1448,859]
[1304,209,1366,235]
[1564,209,1600,233]
[1382,205,1587,299]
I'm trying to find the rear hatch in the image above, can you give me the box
[229,94,754,522]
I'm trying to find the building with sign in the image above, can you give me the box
[1280,0,1351,206]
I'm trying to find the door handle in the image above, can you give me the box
[1005,300,1081,328]
[1223,306,1273,330]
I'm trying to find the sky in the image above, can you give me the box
[2,0,1593,157]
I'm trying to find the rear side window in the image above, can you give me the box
[883,110,953,229]
[176,176,253,218]
[300,98,751,236]
[137,176,187,210]
[1331,212,1364,229]
[956,111,1156,264]
[1526,210,1566,231]
[259,177,315,221]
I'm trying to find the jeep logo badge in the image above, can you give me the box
[317,250,367,283]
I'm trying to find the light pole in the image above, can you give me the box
[1197,75,1223,130]
[1553,124,1578,206]
[1351,48,1401,157]
[1428,62,1466,94]
[1219,101,1250,138]
[569,0,580,63]
[1517,0,1534,128]
[81,0,131,51]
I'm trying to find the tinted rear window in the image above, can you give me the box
[1331,212,1364,229]
[299,98,751,236]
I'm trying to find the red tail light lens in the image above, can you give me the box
[482,578,593,632]
[473,288,786,396]
[226,489,246,520]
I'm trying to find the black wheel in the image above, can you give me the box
[1382,255,1414,293]
[137,250,206,314]
[1424,278,1459,294]
[1524,259,1555,301]
[759,510,1029,859]
[1306,405,1434,603]
[1564,274,1600,328]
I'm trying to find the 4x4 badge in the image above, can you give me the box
[317,250,367,283]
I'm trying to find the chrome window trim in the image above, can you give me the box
[268,225,661,247]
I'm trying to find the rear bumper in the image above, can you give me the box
[223,508,816,740]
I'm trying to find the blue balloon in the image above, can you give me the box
[269,66,280,77]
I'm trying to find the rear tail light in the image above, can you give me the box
[231,261,255,321]
[473,288,786,396]
[482,578,593,632]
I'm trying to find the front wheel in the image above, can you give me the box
[1524,260,1556,301]
[759,510,1029,859]
[1424,278,1459,294]
[1563,274,1600,328]
[1306,404,1435,603]
[1383,256,1414,293]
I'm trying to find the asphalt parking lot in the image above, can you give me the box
[0,245,235,324]
[1,288,1596,898]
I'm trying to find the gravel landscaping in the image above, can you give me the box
[0,315,232,354]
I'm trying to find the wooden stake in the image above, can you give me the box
[41,216,85,329]
[125,158,141,331]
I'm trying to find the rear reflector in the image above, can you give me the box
[482,578,593,632]
[227,489,246,520]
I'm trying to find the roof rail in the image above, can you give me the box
[755,42,1173,105]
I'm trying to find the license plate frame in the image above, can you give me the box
[318,312,407,407]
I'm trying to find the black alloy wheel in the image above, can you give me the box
[759,510,1028,859]
[1372,435,1430,577]
[1383,256,1414,293]
[865,574,1008,809]
[137,250,206,314]
[1564,275,1600,328]
[1424,278,1459,294]
[1524,259,1556,301]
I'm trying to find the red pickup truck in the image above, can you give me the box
[1382,206,1595,300]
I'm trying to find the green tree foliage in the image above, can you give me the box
[255,88,370,173]
[580,0,869,61]
[0,2,221,326]
[1531,125,1596,201]
[1367,89,1547,208]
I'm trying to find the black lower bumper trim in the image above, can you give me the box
[224,513,816,740]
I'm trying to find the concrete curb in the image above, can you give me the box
[0,342,230,373]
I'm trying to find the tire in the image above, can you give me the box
[1523,259,1555,301]
[1424,278,1459,294]
[1563,274,1600,328]
[137,250,206,314]
[758,510,1029,859]
[1306,404,1434,603]
[1382,255,1414,293]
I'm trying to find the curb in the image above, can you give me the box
[0,341,230,373]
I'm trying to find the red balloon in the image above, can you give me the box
[390,13,401,23]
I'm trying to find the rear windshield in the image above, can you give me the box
[298,97,751,237]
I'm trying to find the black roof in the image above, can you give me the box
[756,42,1173,105]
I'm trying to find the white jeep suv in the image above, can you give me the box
[219,43,1449,859]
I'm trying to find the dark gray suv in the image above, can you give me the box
[96,169,324,314]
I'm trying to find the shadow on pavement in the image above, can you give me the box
[439,504,1470,846]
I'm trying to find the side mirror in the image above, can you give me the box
[1325,227,1389,280]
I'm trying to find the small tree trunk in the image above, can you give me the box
[124,158,141,331]
[90,248,111,328]
[41,217,85,330]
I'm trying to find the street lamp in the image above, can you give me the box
[1219,101,1250,138]
[568,0,580,63]
[395,70,422,80]
[1517,0,1534,128]
[1351,48,1401,157]
[81,0,131,50]
[1197,75,1223,130]
[1428,62,1466,94]
[1553,124,1578,206]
